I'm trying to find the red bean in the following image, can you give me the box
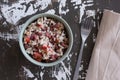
[30,34,36,40]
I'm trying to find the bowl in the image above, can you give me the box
[19,13,73,67]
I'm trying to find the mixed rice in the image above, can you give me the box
[23,17,69,63]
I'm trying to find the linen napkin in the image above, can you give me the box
[86,10,120,80]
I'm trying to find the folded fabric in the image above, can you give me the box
[86,10,120,80]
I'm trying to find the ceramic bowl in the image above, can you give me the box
[19,13,73,67]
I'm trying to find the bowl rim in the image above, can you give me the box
[19,13,73,67]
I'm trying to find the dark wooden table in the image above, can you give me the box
[0,0,119,80]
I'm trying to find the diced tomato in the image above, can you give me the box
[25,37,30,43]
[33,52,42,62]
[41,44,48,50]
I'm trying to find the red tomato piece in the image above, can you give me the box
[25,37,30,43]
[33,52,42,62]
[41,44,48,50]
